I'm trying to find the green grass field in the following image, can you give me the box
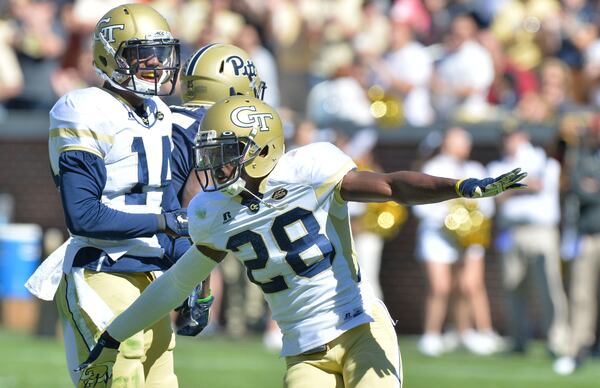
[0,328,599,388]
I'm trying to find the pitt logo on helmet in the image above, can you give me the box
[226,55,258,81]
[94,18,124,43]
[231,105,273,132]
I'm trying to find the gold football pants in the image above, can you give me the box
[284,301,402,388]
[55,270,177,387]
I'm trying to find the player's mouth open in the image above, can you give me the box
[215,165,235,183]
[139,70,160,80]
[215,170,229,183]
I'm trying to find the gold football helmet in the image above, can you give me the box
[180,43,266,106]
[193,96,284,192]
[93,3,180,96]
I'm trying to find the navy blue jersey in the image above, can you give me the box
[170,105,208,202]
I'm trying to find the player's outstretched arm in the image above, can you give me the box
[98,245,222,343]
[340,168,527,205]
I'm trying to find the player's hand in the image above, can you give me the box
[163,208,189,237]
[456,168,527,198]
[76,331,120,388]
[174,285,214,337]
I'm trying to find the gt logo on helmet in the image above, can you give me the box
[231,105,273,132]
[226,55,257,81]
[94,17,124,43]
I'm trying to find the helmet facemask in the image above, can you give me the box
[193,128,261,193]
[95,24,180,97]
[113,38,180,96]
[120,39,180,96]
[251,77,267,101]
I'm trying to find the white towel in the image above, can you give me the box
[25,240,69,301]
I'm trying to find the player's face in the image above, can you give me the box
[123,45,177,85]
[213,162,237,186]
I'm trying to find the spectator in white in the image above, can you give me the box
[414,127,502,357]
[432,13,494,122]
[0,18,23,113]
[370,20,434,127]
[488,126,570,358]
[306,54,375,132]
[235,23,281,108]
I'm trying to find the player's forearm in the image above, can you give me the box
[341,170,458,205]
[387,171,458,205]
[107,245,218,341]
[60,151,161,239]
[62,195,161,239]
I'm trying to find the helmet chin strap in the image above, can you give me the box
[219,177,287,211]
[220,178,287,210]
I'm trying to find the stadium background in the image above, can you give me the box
[1,0,600,386]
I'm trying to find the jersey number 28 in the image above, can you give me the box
[226,207,336,293]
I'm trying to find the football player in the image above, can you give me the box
[168,43,267,336]
[47,4,188,387]
[77,96,527,387]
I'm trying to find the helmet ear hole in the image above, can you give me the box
[259,146,269,157]
[99,56,108,67]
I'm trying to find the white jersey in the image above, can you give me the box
[189,142,376,356]
[48,87,173,263]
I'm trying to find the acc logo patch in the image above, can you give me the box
[271,188,288,200]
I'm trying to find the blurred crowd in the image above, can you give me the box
[2,0,600,128]
[3,0,600,376]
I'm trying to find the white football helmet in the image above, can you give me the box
[93,3,180,97]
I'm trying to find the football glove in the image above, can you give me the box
[456,168,527,198]
[174,284,214,337]
[76,331,120,388]
[163,208,189,237]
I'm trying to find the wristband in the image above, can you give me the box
[455,179,465,197]
[197,292,214,304]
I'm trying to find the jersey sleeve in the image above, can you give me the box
[170,124,194,201]
[48,92,113,176]
[296,142,357,203]
[187,193,217,246]
[170,107,205,202]
[59,151,160,239]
